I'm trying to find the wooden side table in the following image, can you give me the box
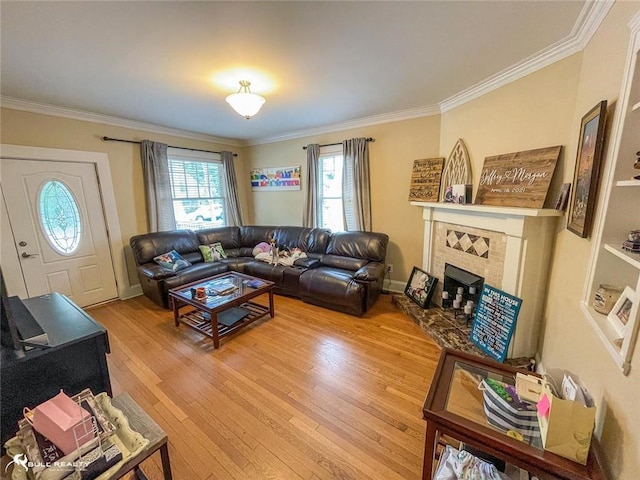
[422,349,606,480]
[109,393,172,480]
[3,393,172,480]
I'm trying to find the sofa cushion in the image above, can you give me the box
[162,262,229,290]
[196,227,241,253]
[240,226,275,249]
[272,227,331,254]
[320,255,368,272]
[243,260,285,284]
[299,267,365,311]
[130,230,200,265]
[325,231,389,262]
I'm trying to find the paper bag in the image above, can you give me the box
[24,390,95,455]
[536,390,595,464]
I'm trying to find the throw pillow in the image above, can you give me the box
[153,250,191,272]
[212,242,227,259]
[199,242,228,262]
[252,242,271,257]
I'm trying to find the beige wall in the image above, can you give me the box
[440,54,582,206]
[439,3,639,478]
[244,116,442,284]
[2,3,639,475]
[0,109,248,294]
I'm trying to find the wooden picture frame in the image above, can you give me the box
[554,182,571,211]
[408,158,444,202]
[567,101,607,237]
[404,267,438,308]
[607,286,635,338]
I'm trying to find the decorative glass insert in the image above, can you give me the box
[39,180,81,254]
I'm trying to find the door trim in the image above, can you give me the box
[0,144,141,301]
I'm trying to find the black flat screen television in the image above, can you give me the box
[0,269,26,358]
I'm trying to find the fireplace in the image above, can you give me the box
[412,202,561,359]
[443,263,484,304]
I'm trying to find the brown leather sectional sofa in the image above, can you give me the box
[129,225,389,316]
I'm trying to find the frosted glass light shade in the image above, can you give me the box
[225,82,266,119]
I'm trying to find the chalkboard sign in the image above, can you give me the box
[475,146,561,208]
[470,285,522,362]
[408,158,444,202]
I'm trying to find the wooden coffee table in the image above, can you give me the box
[168,272,275,349]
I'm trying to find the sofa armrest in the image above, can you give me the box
[354,263,384,283]
[138,263,176,281]
[293,257,321,269]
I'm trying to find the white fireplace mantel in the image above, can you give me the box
[412,201,562,358]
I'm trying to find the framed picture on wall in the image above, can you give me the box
[404,267,438,309]
[250,166,301,191]
[567,101,607,238]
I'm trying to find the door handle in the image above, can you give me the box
[21,252,39,258]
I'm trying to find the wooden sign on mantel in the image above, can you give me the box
[475,145,562,208]
[408,158,444,202]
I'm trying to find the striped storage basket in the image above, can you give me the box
[480,378,541,444]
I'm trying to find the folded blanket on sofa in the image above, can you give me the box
[255,250,307,266]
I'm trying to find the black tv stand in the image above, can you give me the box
[0,293,112,447]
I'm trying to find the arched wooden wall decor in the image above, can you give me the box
[439,139,472,201]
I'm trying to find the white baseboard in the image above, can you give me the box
[119,284,143,301]
[383,279,406,294]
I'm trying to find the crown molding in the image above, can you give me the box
[629,8,640,31]
[246,104,440,146]
[439,0,614,113]
[0,96,244,147]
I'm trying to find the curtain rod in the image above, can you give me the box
[302,137,375,150]
[101,136,237,157]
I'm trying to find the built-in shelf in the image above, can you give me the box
[604,243,640,269]
[581,16,640,376]
[581,303,629,375]
[616,179,640,187]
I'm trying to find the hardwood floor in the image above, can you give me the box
[88,292,442,480]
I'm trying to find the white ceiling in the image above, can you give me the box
[1,1,595,144]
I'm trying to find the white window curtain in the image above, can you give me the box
[342,137,372,231]
[221,151,244,226]
[302,144,320,228]
[140,140,175,232]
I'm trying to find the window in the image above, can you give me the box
[167,150,227,229]
[319,151,344,232]
[38,180,81,254]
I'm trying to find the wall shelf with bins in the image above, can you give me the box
[581,13,640,375]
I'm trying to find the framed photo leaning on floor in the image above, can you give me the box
[405,266,438,308]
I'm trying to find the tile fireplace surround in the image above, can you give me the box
[410,202,562,359]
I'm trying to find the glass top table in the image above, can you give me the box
[421,348,606,480]
[444,360,543,449]
[169,272,275,349]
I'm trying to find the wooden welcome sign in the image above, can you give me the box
[475,146,562,208]
[408,158,444,202]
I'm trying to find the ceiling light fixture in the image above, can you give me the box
[225,80,265,119]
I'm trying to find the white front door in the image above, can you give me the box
[1,159,118,307]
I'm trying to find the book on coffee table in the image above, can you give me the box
[207,280,237,296]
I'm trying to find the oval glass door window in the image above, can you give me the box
[38,180,82,254]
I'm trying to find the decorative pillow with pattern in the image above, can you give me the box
[199,242,228,262]
[153,250,191,272]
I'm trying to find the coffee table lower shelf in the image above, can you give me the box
[176,301,270,343]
